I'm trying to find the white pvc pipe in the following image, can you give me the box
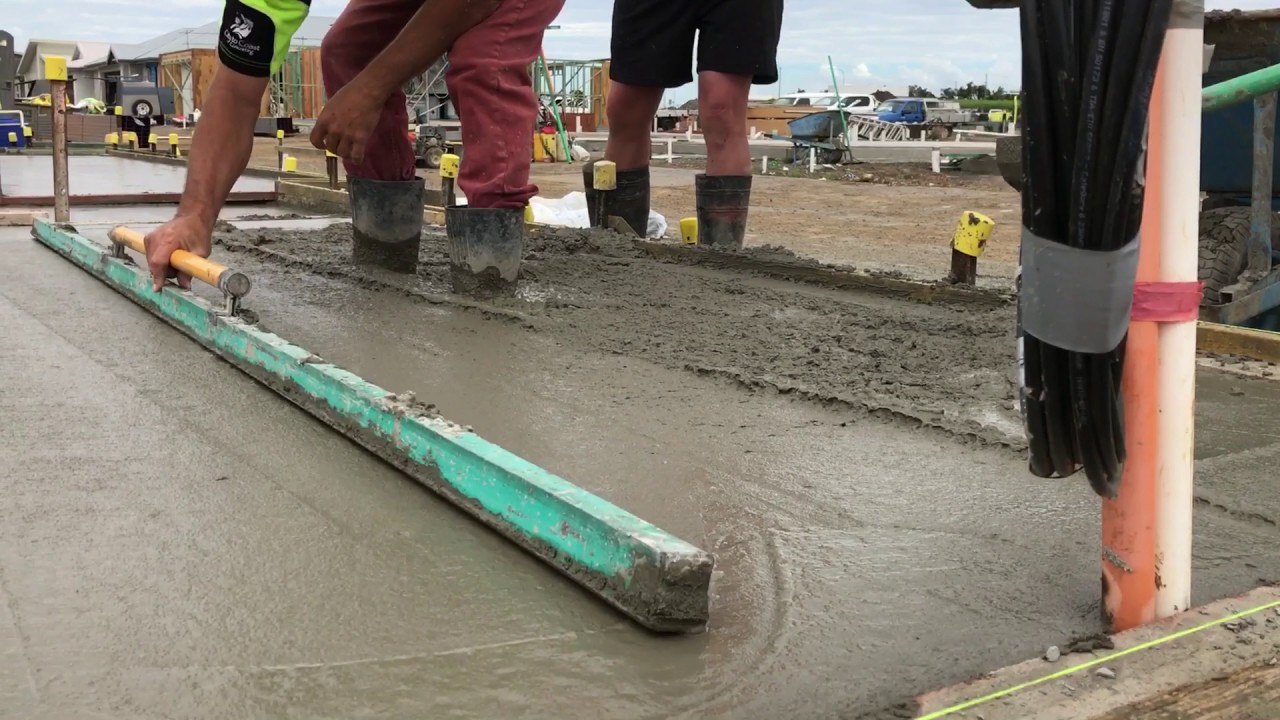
[1154,0,1203,618]
[808,146,816,172]
[762,155,768,173]
[931,148,942,174]
[667,138,673,163]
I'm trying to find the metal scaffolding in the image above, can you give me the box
[533,58,606,112]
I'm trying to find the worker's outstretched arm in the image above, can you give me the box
[174,69,265,231]
[310,0,505,162]
[144,0,309,291]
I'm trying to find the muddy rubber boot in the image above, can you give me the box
[349,175,425,273]
[445,206,525,298]
[607,167,651,238]
[695,174,752,249]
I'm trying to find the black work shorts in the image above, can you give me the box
[609,0,784,88]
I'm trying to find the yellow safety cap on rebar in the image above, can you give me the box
[440,153,460,179]
[953,210,995,258]
[325,150,337,158]
[593,160,617,191]
[6,132,15,143]
[113,106,123,115]
[23,126,32,137]
[524,204,535,224]
[168,133,179,146]
[148,133,158,145]
[44,56,68,82]
[276,129,285,140]
[679,217,698,245]
[106,132,119,145]
[283,156,297,173]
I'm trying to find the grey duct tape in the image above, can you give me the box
[1019,229,1140,354]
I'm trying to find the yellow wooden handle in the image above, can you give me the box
[109,226,251,297]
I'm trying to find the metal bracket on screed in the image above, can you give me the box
[108,238,242,315]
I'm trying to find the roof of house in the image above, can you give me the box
[16,39,111,76]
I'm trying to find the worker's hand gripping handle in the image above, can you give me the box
[108,226,251,298]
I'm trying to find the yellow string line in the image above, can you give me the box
[918,598,1280,720]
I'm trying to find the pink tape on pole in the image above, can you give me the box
[1131,281,1204,323]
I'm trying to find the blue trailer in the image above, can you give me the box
[1196,10,1280,330]
[0,111,29,149]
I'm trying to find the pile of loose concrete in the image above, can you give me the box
[214,222,1025,448]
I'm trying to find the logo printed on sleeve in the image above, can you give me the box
[228,14,253,39]
[223,11,263,56]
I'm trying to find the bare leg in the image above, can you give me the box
[603,82,664,171]
[697,71,752,176]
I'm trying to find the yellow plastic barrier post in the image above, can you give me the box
[440,152,460,207]
[591,160,617,229]
[679,217,699,245]
[949,210,995,285]
[46,55,71,222]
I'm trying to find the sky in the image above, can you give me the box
[8,0,1278,102]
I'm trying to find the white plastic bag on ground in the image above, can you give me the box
[527,191,667,238]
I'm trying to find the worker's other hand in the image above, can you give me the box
[310,80,383,165]
[144,216,212,292]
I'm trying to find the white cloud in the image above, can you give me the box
[12,0,1279,102]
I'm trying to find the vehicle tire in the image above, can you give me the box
[818,148,843,164]
[423,145,444,169]
[131,99,153,118]
[1199,206,1254,305]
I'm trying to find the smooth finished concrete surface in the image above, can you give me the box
[3,216,1280,719]
[0,155,274,197]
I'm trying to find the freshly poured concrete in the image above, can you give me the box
[0,154,274,196]
[3,216,1280,719]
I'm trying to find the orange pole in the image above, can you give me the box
[1101,58,1165,632]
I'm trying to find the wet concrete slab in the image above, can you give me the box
[0,155,274,197]
[3,217,1280,718]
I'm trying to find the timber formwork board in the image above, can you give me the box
[29,218,714,633]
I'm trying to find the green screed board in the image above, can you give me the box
[31,219,714,633]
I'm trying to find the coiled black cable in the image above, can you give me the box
[1018,0,1173,498]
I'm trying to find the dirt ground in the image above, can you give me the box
[253,137,1024,285]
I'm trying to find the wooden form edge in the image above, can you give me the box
[1197,321,1280,364]
[29,218,714,633]
[912,586,1280,719]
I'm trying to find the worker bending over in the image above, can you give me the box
[586,0,784,247]
[145,0,564,297]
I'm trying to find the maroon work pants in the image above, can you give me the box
[321,0,564,209]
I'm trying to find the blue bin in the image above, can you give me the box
[0,114,27,148]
